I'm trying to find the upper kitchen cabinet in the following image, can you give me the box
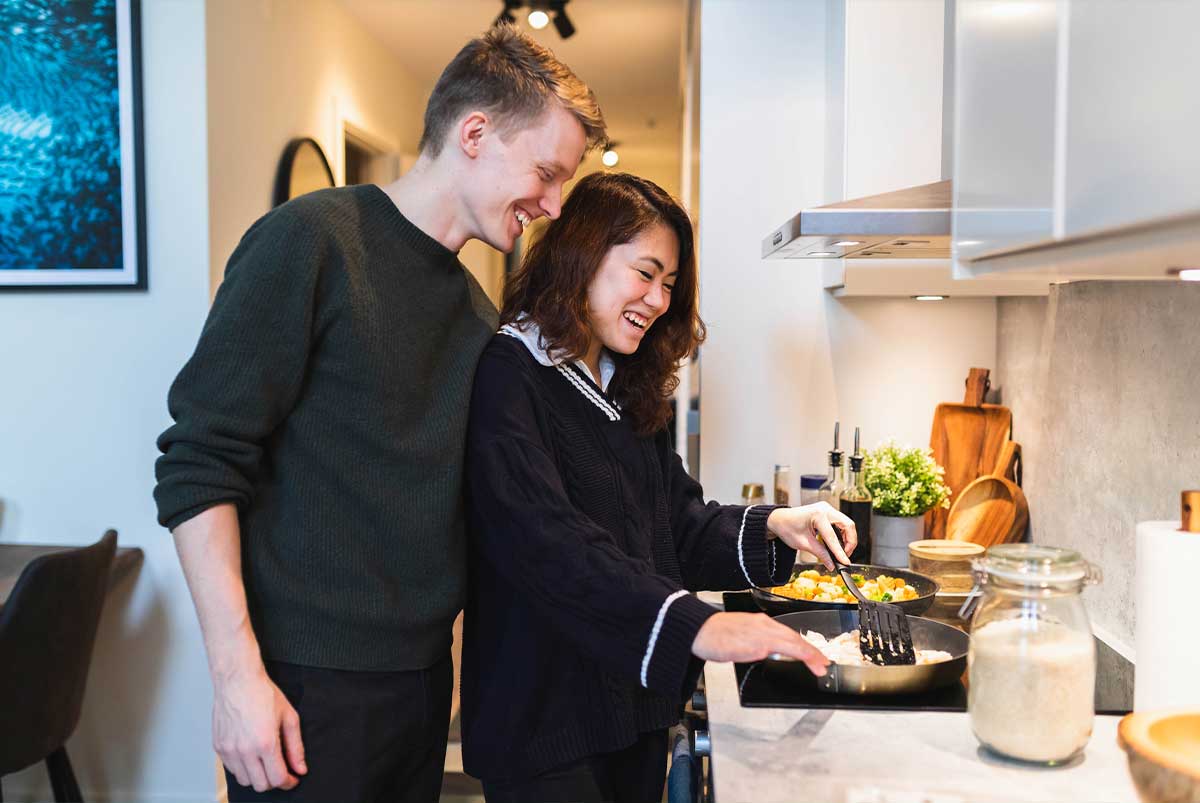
[954,0,1200,281]
[1060,2,1200,237]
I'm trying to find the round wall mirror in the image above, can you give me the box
[273,137,336,207]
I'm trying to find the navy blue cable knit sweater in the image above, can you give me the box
[460,333,796,782]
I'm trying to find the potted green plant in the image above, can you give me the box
[862,442,951,566]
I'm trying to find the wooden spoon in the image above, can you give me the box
[946,442,1029,547]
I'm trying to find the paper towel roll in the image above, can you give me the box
[1134,519,1200,711]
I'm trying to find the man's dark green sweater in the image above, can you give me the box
[154,184,498,671]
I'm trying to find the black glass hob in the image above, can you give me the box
[724,592,1133,715]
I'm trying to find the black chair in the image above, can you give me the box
[0,530,118,803]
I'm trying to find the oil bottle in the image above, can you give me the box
[817,422,846,507]
[839,426,873,564]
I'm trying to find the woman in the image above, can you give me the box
[461,172,856,802]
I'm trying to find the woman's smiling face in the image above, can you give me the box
[585,222,679,357]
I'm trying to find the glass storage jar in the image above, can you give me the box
[966,544,1102,765]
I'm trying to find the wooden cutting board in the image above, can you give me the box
[926,368,1013,539]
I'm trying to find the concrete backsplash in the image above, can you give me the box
[995,282,1200,652]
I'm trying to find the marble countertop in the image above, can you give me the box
[696,593,1141,803]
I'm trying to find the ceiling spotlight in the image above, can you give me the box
[808,251,837,257]
[495,1,575,38]
[1170,267,1200,281]
[602,149,619,168]
[551,0,576,38]
[832,240,862,247]
[913,295,947,301]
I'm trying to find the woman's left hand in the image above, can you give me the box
[766,503,857,570]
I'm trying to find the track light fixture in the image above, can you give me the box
[493,0,519,27]
[493,0,576,39]
[550,1,575,38]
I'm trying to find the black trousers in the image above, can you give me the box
[224,655,452,803]
[481,729,668,803]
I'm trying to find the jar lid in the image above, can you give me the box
[800,474,826,489]
[977,543,1093,585]
[909,539,984,562]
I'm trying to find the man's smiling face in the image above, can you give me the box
[464,104,588,254]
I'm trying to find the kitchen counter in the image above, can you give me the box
[696,592,1140,803]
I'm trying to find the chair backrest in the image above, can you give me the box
[0,530,118,774]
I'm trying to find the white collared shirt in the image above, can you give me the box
[499,317,615,392]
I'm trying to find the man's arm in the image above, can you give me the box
[173,504,307,793]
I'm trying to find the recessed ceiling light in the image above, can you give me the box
[808,251,836,257]
[527,9,549,29]
[832,240,862,247]
[957,240,982,247]
[1178,268,1200,282]
[912,295,946,301]
[601,149,619,167]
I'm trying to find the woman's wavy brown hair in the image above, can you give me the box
[501,171,706,436]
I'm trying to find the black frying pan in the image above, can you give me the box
[763,609,969,695]
[750,563,940,616]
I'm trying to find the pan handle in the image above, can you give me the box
[766,653,842,692]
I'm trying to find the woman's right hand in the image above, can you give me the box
[691,612,830,677]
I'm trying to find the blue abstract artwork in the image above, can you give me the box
[0,0,144,289]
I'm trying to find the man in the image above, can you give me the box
[154,25,606,803]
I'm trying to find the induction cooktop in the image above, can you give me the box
[724,592,1133,715]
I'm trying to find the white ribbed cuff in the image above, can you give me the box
[737,505,756,585]
[640,590,690,688]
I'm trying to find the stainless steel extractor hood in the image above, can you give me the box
[761,180,952,260]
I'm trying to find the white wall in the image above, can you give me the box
[0,1,215,800]
[205,0,421,293]
[698,0,836,501]
[205,0,505,305]
[826,296,997,451]
[698,0,996,502]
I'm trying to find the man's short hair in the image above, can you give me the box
[419,24,607,157]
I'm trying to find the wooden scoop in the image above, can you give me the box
[946,441,1029,547]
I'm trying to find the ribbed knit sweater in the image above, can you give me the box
[154,184,498,671]
[460,333,796,782]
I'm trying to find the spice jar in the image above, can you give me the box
[773,465,792,505]
[799,474,825,506]
[741,483,766,506]
[967,544,1103,764]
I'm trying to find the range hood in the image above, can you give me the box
[762,180,952,260]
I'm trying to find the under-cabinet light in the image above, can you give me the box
[912,295,946,301]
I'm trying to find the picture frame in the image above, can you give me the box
[0,0,147,291]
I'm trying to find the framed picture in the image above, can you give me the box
[0,0,146,290]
